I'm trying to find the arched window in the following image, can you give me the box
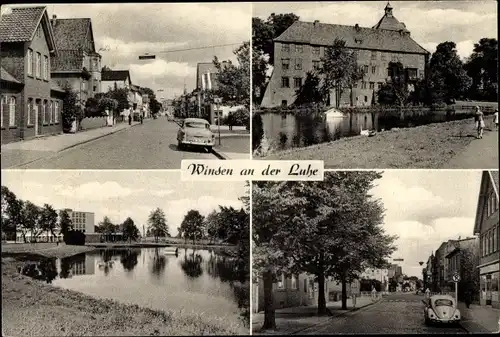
[8,96,16,126]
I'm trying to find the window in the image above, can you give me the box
[381,52,387,61]
[33,101,39,126]
[406,68,418,80]
[27,98,32,125]
[8,97,16,126]
[291,276,299,290]
[54,101,59,123]
[304,279,308,293]
[364,96,368,103]
[493,227,497,253]
[363,65,369,73]
[294,77,302,88]
[36,52,41,78]
[48,101,52,123]
[369,82,375,89]
[371,51,377,60]
[277,274,285,289]
[43,56,48,80]
[295,44,303,53]
[36,25,42,38]
[281,100,287,108]
[295,58,302,70]
[281,77,290,88]
[282,44,290,52]
[361,82,367,89]
[312,46,320,55]
[27,49,33,76]
[282,58,290,70]
[372,66,376,74]
[42,100,46,124]
[313,60,320,70]
[378,82,383,90]
[490,231,494,255]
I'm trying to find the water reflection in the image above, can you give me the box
[19,258,58,284]
[150,248,168,278]
[119,249,140,272]
[179,249,203,278]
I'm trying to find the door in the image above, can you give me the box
[486,274,492,305]
[34,100,39,136]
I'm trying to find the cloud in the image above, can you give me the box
[151,189,175,197]
[129,59,196,79]
[54,181,135,201]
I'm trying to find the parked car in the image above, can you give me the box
[177,118,215,152]
[423,295,461,326]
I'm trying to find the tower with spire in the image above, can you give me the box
[372,2,409,34]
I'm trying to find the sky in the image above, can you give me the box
[253,1,498,61]
[1,170,247,237]
[8,3,251,100]
[370,170,483,278]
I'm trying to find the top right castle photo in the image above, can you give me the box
[252,1,498,169]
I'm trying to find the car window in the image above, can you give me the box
[434,299,453,307]
[185,122,209,129]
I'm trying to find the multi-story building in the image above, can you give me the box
[473,171,499,308]
[360,268,389,284]
[1,6,65,144]
[424,253,434,290]
[260,2,429,108]
[50,16,102,106]
[63,208,95,234]
[445,237,480,300]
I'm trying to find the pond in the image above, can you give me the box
[18,247,249,327]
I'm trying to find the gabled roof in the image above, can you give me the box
[101,70,131,83]
[1,67,22,84]
[51,18,96,53]
[51,50,84,72]
[196,61,230,89]
[274,20,428,55]
[474,171,499,235]
[372,2,408,32]
[0,6,57,53]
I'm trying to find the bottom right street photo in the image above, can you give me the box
[251,170,499,335]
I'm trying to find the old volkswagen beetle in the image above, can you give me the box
[177,118,215,152]
[423,294,461,326]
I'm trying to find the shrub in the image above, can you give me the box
[63,230,86,245]
[60,82,80,132]
[85,97,104,118]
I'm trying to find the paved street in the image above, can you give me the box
[13,119,223,169]
[300,293,466,334]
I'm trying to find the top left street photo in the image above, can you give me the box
[0,3,251,169]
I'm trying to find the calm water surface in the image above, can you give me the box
[20,248,248,325]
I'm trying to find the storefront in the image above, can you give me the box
[479,261,500,308]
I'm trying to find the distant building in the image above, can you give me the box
[260,2,429,108]
[473,171,499,308]
[64,208,95,234]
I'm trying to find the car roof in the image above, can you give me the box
[430,294,455,301]
[184,118,209,124]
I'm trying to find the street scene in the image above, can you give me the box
[252,170,499,334]
[1,170,250,335]
[252,1,498,169]
[0,3,250,169]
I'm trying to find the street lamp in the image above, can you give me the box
[213,96,222,146]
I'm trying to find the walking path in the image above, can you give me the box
[458,302,500,333]
[252,296,380,335]
[444,129,498,169]
[1,122,140,168]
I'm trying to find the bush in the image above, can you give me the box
[85,97,104,118]
[63,230,86,245]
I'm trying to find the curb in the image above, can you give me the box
[211,148,229,160]
[289,299,382,335]
[5,123,140,169]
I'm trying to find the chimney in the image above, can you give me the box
[52,14,57,26]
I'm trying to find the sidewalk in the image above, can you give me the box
[458,302,500,333]
[1,122,139,168]
[445,129,498,169]
[252,296,380,335]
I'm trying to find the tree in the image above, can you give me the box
[320,39,364,107]
[59,82,80,132]
[40,204,58,242]
[58,209,72,238]
[104,88,129,113]
[122,217,139,243]
[1,186,23,240]
[148,208,169,242]
[213,41,250,109]
[459,247,480,301]
[21,201,41,243]
[98,216,116,241]
[204,210,219,244]
[84,97,102,117]
[252,181,308,330]
[465,38,498,101]
[429,41,472,103]
[180,210,205,245]
[294,72,324,106]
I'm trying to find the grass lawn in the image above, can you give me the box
[2,256,246,336]
[264,116,496,169]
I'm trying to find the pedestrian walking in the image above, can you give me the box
[128,113,132,126]
[371,286,377,301]
[465,289,472,308]
[474,106,485,139]
[494,108,498,130]
[140,112,144,124]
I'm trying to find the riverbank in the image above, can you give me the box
[1,243,96,259]
[2,255,246,336]
[86,241,236,250]
[263,116,497,169]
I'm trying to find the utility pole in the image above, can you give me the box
[214,96,222,145]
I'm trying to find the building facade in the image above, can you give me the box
[445,237,480,300]
[50,16,102,106]
[1,6,64,144]
[260,3,429,108]
[473,171,499,308]
[64,208,95,234]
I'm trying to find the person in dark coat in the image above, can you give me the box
[465,288,472,308]
[128,113,132,125]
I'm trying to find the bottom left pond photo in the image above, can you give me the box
[1,170,250,336]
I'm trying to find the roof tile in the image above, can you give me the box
[51,49,84,72]
[51,18,91,51]
[0,6,45,42]
[101,70,131,82]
